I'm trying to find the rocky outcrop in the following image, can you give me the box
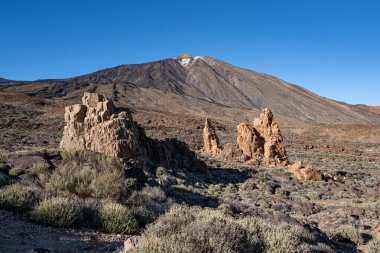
[235,108,288,167]
[288,161,322,181]
[253,108,287,166]
[236,123,264,160]
[60,92,145,160]
[202,119,221,156]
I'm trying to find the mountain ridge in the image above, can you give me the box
[1,54,379,125]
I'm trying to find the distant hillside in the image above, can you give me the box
[1,54,379,125]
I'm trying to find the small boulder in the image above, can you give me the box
[288,160,322,181]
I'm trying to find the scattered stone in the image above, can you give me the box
[202,118,221,156]
[288,160,322,181]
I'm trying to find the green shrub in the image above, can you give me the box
[31,162,50,176]
[81,198,100,228]
[131,206,259,253]
[0,184,39,211]
[61,149,86,162]
[367,234,380,253]
[155,167,167,177]
[0,153,8,172]
[91,154,122,170]
[45,158,125,199]
[8,167,23,177]
[126,186,174,226]
[98,202,139,234]
[0,152,8,162]
[327,224,363,245]
[239,218,316,252]
[32,197,83,228]
[131,206,332,253]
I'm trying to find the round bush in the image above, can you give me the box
[0,184,39,211]
[32,197,83,228]
[98,202,139,234]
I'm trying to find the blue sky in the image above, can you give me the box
[0,0,379,105]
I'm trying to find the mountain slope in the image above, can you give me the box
[1,54,379,125]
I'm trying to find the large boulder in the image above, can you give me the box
[60,92,145,160]
[202,119,221,156]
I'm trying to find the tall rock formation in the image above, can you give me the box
[236,123,264,160]
[253,108,287,166]
[60,92,145,160]
[235,108,288,167]
[202,118,221,156]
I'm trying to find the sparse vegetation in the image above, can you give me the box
[32,197,83,228]
[0,184,39,211]
[126,186,174,227]
[367,234,380,253]
[98,202,139,234]
[131,206,332,253]
[60,149,86,162]
[327,224,363,245]
[31,162,50,176]
[45,154,125,199]
[8,167,23,177]
[0,152,8,171]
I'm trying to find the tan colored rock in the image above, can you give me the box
[302,165,322,180]
[236,123,263,160]
[64,104,87,123]
[288,160,303,174]
[253,108,287,167]
[202,118,221,156]
[233,108,287,167]
[60,93,145,159]
[288,160,322,181]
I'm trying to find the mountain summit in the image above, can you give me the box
[1,55,379,124]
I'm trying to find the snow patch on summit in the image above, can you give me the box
[179,58,191,67]
[178,56,203,67]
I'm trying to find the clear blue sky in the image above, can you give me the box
[1,0,379,105]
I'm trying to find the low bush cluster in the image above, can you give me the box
[32,197,139,233]
[98,202,139,234]
[126,186,175,227]
[32,197,83,228]
[45,154,125,199]
[131,206,333,253]
[327,224,363,245]
[0,184,39,211]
